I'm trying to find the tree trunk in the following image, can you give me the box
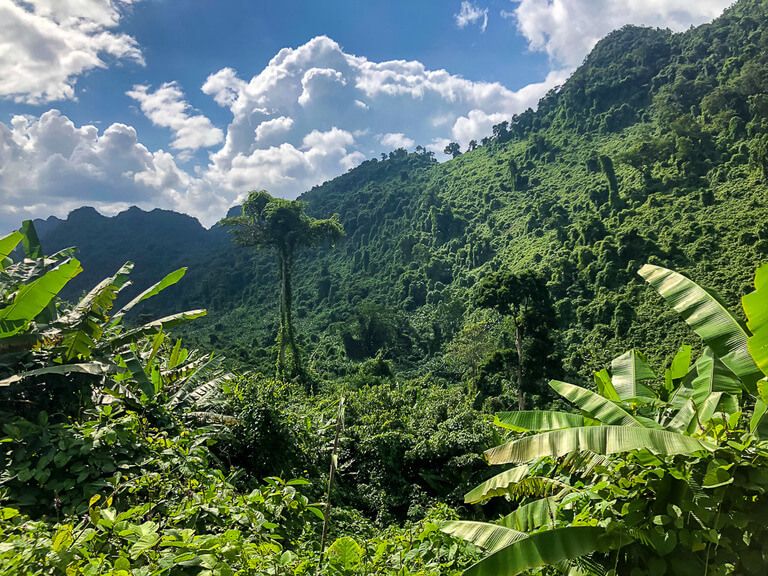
[319,397,344,566]
[514,321,525,411]
[276,251,289,381]
[276,248,310,392]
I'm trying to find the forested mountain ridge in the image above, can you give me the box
[8,1,768,572]
[39,0,768,383]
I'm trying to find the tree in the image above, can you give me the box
[599,154,622,208]
[224,191,344,391]
[474,271,556,410]
[444,142,462,158]
[492,121,510,142]
[750,133,768,181]
[468,140,478,152]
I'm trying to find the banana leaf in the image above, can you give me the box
[0,231,23,268]
[0,361,114,387]
[465,465,531,503]
[494,411,585,432]
[549,380,644,427]
[689,348,741,407]
[743,263,768,377]
[112,267,188,323]
[639,264,762,392]
[462,526,605,576]
[485,425,709,465]
[499,496,560,532]
[0,258,82,337]
[441,521,527,553]
[611,349,656,400]
[105,310,207,349]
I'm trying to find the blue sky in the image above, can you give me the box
[0,0,734,231]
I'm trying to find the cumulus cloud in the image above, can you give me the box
[1,35,569,230]
[199,34,558,209]
[254,116,295,144]
[507,0,734,68]
[0,109,196,230]
[127,82,224,150]
[379,133,415,149]
[455,1,489,32]
[0,0,143,104]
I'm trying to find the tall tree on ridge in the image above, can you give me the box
[475,270,556,410]
[225,190,344,392]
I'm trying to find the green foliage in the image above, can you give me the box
[445,261,768,575]
[224,190,344,389]
[0,237,478,575]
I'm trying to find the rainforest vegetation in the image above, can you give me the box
[3,0,768,574]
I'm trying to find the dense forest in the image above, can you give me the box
[3,0,768,573]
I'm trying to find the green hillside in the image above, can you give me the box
[6,1,768,573]
[161,0,768,383]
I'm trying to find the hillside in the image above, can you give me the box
[39,0,768,383]
[8,2,768,573]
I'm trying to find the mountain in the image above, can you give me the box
[36,206,226,310]
[36,0,768,379]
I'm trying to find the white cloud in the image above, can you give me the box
[0,0,143,104]
[455,1,489,32]
[1,36,571,230]
[451,109,508,144]
[298,67,346,106]
[201,67,246,108]
[0,109,195,230]
[202,35,554,191]
[379,132,415,150]
[127,82,224,151]
[508,0,734,68]
[254,116,295,143]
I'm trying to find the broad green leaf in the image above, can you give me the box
[124,352,155,400]
[51,525,74,552]
[665,345,693,393]
[689,348,741,407]
[743,263,768,377]
[0,361,114,387]
[463,526,605,576]
[549,380,644,427]
[59,262,134,359]
[703,458,734,489]
[67,262,133,322]
[442,521,527,553]
[669,345,693,380]
[485,426,708,465]
[106,310,207,349]
[594,369,620,401]
[758,379,768,404]
[750,399,768,438]
[611,349,656,400]
[494,411,585,432]
[326,536,363,570]
[465,465,530,503]
[499,497,560,532]
[639,264,762,392]
[666,399,697,433]
[0,231,23,268]
[20,220,42,259]
[696,392,727,426]
[0,258,82,337]
[129,521,159,560]
[112,267,188,323]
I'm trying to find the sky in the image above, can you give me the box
[0,0,736,232]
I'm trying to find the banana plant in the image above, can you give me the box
[443,263,768,575]
[0,222,208,416]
